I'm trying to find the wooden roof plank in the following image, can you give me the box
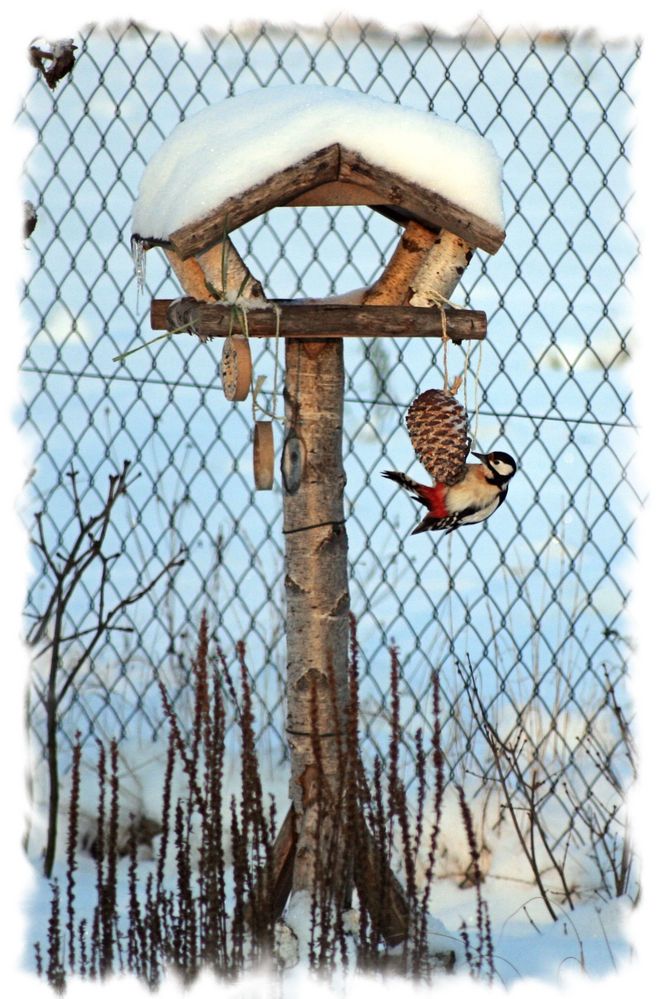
[338,148,505,253]
[168,144,341,258]
[286,179,387,207]
[161,142,505,260]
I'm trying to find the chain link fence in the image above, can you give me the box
[21,20,639,839]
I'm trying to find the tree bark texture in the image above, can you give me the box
[362,220,438,305]
[165,238,264,302]
[282,338,350,894]
[151,301,487,342]
[408,230,474,306]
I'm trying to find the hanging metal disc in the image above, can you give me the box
[281,430,306,494]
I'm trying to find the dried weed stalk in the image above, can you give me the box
[458,657,577,921]
[37,613,461,987]
[457,785,495,982]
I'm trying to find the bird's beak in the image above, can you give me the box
[472,451,491,467]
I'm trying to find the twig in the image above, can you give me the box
[29,460,184,878]
[458,659,559,922]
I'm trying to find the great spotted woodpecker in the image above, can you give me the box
[383,451,517,535]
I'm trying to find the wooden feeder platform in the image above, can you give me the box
[150,299,488,343]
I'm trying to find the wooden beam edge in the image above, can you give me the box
[167,145,342,258]
[338,147,505,254]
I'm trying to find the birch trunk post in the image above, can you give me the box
[282,337,350,895]
[278,223,476,911]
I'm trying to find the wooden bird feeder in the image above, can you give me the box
[132,89,505,960]
[145,141,503,346]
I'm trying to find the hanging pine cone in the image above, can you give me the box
[406,389,471,485]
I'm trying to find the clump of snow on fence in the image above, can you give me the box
[131,84,504,241]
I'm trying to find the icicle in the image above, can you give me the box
[131,236,146,306]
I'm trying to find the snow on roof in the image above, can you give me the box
[132,85,504,242]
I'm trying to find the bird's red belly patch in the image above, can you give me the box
[420,483,447,518]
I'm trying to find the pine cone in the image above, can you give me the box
[406,389,470,485]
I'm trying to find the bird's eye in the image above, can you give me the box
[490,456,514,477]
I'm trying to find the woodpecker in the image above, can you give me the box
[383,452,517,536]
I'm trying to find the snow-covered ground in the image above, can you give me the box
[23,853,633,987]
[22,731,634,990]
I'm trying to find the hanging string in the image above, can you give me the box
[429,289,463,395]
[270,305,282,420]
[438,304,464,397]
[440,307,449,392]
[435,298,483,448]
[471,339,484,445]
[422,288,466,311]
[235,301,286,424]
[462,338,471,413]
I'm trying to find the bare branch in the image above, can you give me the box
[457,659,560,922]
[56,549,186,707]
[28,458,183,878]
[28,462,133,649]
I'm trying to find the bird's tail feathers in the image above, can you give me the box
[382,470,429,506]
[412,514,445,535]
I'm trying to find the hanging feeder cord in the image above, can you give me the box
[440,308,450,392]
[235,301,285,424]
[433,293,483,448]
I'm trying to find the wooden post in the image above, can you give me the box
[282,337,350,894]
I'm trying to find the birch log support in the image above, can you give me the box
[363,221,438,305]
[197,241,265,301]
[283,337,350,895]
[165,237,265,301]
[165,250,218,302]
[408,229,474,306]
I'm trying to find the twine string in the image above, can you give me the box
[433,294,483,447]
[440,307,449,392]
[235,300,285,424]
[271,305,281,419]
[472,339,483,445]
[430,290,463,395]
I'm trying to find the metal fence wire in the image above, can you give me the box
[21,20,639,836]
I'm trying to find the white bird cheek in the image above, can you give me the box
[493,460,514,477]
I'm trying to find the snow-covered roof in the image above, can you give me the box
[132,85,504,247]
